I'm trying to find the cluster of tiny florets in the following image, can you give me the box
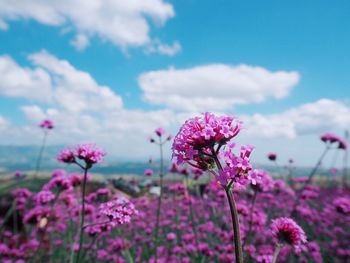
[57,144,105,168]
[100,196,138,226]
[172,112,241,166]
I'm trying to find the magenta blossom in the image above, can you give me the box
[155,127,166,137]
[172,112,241,167]
[271,217,307,252]
[57,144,105,168]
[39,119,54,129]
[34,190,55,205]
[100,196,138,226]
[144,169,153,176]
[217,143,255,186]
[333,197,350,214]
[75,143,105,166]
[320,133,347,150]
[57,147,76,164]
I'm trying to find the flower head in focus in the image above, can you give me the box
[172,112,241,167]
[271,217,307,252]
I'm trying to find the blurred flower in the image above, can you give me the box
[34,190,55,205]
[333,197,350,214]
[39,119,54,130]
[271,217,307,252]
[320,133,347,150]
[57,147,76,164]
[100,196,138,225]
[75,143,105,167]
[267,153,277,161]
[144,169,153,176]
[155,127,166,137]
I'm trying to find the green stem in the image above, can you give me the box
[272,244,282,263]
[243,190,257,247]
[75,167,88,263]
[225,186,244,263]
[154,137,164,262]
[35,131,48,176]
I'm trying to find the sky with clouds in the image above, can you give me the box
[0,0,349,167]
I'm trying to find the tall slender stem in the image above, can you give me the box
[154,138,164,262]
[243,190,257,247]
[291,145,329,215]
[272,244,282,263]
[184,174,199,246]
[75,167,88,263]
[35,131,48,175]
[225,187,244,263]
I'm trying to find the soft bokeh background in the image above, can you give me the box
[0,0,349,167]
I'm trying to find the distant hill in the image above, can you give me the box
[0,145,340,178]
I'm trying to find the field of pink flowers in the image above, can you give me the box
[0,113,349,263]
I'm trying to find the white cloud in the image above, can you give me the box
[70,34,90,51]
[242,99,350,139]
[138,64,300,111]
[0,0,176,52]
[0,50,123,113]
[0,55,52,101]
[146,39,181,56]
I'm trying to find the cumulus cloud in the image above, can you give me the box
[0,0,176,52]
[242,99,350,139]
[0,50,123,113]
[138,64,300,111]
[0,55,52,101]
[0,51,178,158]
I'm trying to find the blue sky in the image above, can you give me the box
[0,0,349,166]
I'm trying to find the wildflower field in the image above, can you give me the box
[0,114,349,263]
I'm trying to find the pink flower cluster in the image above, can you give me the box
[271,217,307,252]
[217,143,255,186]
[39,119,54,130]
[172,112,241,166]
[57,144,105,168]
[333,197,350,214]
[100,196,138,225]
[320,133,347,150]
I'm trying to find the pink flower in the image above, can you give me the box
[250,169,274,192]
[155,127,166,137]
[75,143,105,166]
[172,112,241,167]
[333,197,350,214]
[39,119,54,129]
[100,196,138,225]
[320,133,347,150]
[271,217,307,252]
[166,232,177,242]
[57,147,76,164]
[34,190,55,205]
[144,168,153,176]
